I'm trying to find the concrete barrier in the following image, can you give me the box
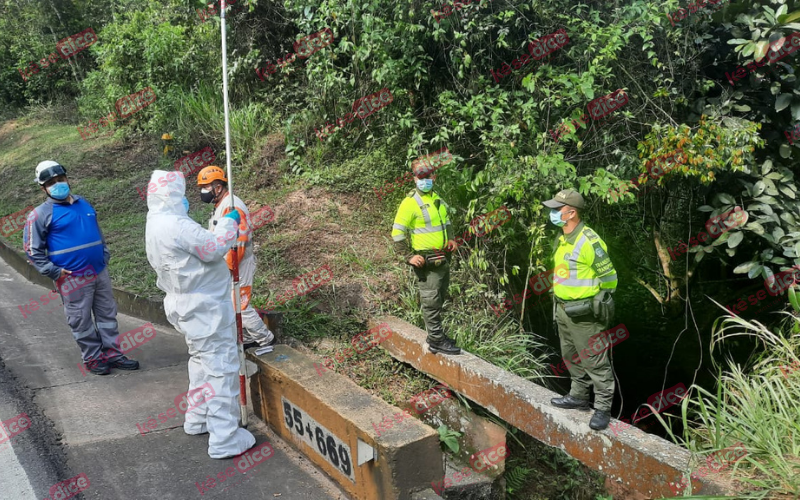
[404,392,506,478]
[247,344,443,500]
[369,316,734,499]
[0,238,282,333]
[0,238,170,324]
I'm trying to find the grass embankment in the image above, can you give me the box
[0,112,606,500]
[667,313,800,499]
[0,116,161,295]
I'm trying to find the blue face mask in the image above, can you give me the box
[549,208,567,227]
[416,178,433,192]
[47,182,70,200]
[182,197,189,213]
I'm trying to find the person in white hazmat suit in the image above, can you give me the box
[144,170,256,459]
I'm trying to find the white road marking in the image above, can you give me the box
[0,439,38,499]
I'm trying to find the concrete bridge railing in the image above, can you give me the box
[369,316,733,499]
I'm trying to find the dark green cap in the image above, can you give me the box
[543,189,585,209]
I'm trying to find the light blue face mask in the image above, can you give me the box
[182,197,189,213]
[416,178,433,192]
[549,208,567,227]
[48,182,70,200]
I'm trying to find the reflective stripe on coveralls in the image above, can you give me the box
[48,240,104,255]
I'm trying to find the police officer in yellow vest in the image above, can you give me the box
[391,161,461,355]
[544,189,617,430]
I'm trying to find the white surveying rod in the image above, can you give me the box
[219,0,248,427]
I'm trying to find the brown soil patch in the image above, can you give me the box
[0,121,19,147]
[78,136,162,180]
[256,132,285,189]
[254,187,393,313]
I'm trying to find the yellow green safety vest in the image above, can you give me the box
[553,222,617,300]
[392,190,451,251]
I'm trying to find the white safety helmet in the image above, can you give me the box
[35,160,67,185]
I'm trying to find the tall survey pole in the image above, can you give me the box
[219,0,248,427]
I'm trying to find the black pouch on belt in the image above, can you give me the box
[562,297,594,318]
[593,290,615,326]
[425,253,447,267]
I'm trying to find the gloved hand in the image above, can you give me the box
[224,210,241,224]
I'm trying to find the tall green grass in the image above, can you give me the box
[171,82,279,164]
[385,252,552,381]
[666,309,800,498]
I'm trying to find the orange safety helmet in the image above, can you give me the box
[197,165,228,186]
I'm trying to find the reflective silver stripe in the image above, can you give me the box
[599,273,618,283]
[48,240,103,256]
[412,193,432,226]
[573,234,589,254]
[560,277,599,287]
[569,235,589,279]
[393,223,407,232]
[393,234,406,242]
[96,321,117,329]
[412,225,446,234]
[73,325,95,340]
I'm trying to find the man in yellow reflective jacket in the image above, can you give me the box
[544,189,617,430]
[391,160,460,355]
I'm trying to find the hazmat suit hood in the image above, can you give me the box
[146,170,188,216]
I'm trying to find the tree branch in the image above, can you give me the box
[634,276,665,304]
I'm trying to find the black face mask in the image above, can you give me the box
[200,188,215,204]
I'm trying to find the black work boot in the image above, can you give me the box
[550,394,591,411]
[86,360,111,376]
[428,336,461,355]
[109,356,140,370]
[590,410,611,430]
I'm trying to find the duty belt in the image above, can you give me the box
[555,295,595,307]
[416,249,445,256]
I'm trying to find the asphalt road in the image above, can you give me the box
[0,257,345,500]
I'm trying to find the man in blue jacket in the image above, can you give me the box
[23,160,139,375]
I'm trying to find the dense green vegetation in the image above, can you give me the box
[671,310,800,498]
[2,0,800,497]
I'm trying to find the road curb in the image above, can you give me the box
[0,238,283,334]
[0,237,171,326]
